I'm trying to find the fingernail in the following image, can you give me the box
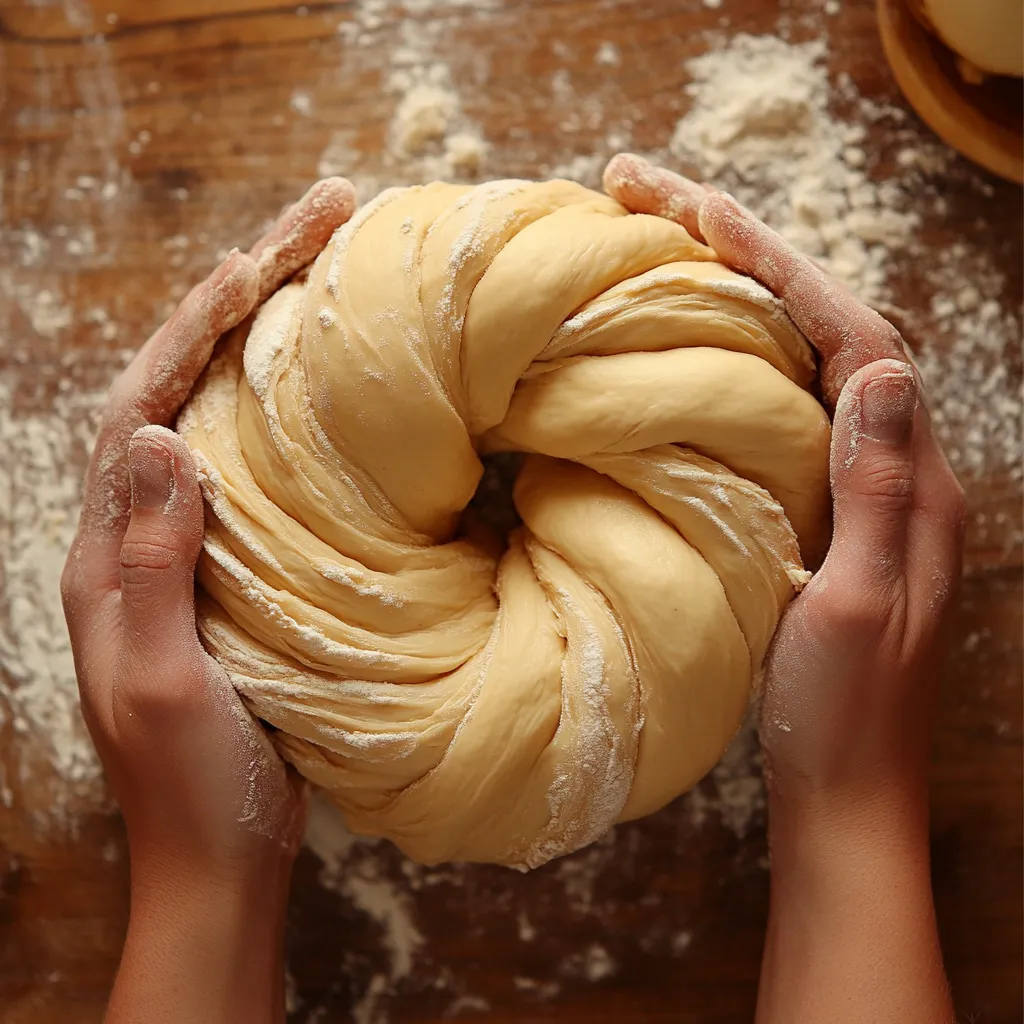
[860,370,917,443]
[209,247,242,284]
[129,433,174,509]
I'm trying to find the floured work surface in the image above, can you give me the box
[1,2,1021,1022]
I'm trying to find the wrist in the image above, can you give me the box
[110,850,293,1024]
[766,780,931,882]
[759,775,951,1024]
[762,727,932,831]
[128,840,296,924]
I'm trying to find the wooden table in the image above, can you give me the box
[1,1,1020,1021]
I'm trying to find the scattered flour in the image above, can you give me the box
[561,941,618,982]
[290,89,313,117]
[388,67,489,181]
[0,373,113,826]
[670,34,919,301]
[911,247,1023,487]
[685,715,765,838]
[443,994,491,1016]
[304,794,424,985]
[321,0,492,189]
[514,976,561,1000]
[392,78,458,156]
[595,41,621,67]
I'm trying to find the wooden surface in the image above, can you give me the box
[877,0,1024,183]
[1,1,1021,1022]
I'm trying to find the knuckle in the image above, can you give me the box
[59,562,81,610]
[119,538,180,590]
[115,679,183,728]
[855,321,904,358]
[877,322,904,351]
[854,457,915,511]
[818,584,896,640]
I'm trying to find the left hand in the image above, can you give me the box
[61,178,356,883]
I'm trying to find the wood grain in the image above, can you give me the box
[1,1,1020,1022]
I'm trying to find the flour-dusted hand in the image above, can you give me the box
[695,191,965,803]
[605,152,964,797]
[60,177,355,1024]
[606,154,962,1024]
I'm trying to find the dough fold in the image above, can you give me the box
[179,179,831,869]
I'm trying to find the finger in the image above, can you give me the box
[822,359,919,602]
[698,192,908,406]
[75,251,258,568]
[904,406,966,637]
[117,426,208,682]
[248,176,357,302]
[602,153,712,242]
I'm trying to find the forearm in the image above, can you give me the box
[757,788,954,1024]
[107,855,292,1024]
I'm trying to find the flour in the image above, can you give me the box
[910,245,1023,490]
[304,794,425,1003]
[685,714,765,838]
[391,78,458,157]
[386,59,488,183]
[0,279,74,339]
[595,41,621,67]
[323,0,492,190]
[0,374,112,826]
[560,941,618,982]
[670,34,919,302]
[514,976,561,1000]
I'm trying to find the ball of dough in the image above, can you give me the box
[914,0,1023,79]
[178,179,831,869]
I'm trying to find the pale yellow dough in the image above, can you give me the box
[178,179,831,869]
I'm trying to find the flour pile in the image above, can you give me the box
[670,34,918,302]
[321,0,492,188]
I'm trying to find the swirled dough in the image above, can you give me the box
[178,179,831,869]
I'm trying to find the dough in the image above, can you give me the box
[915,0,1023,78]
[178,179,831,869]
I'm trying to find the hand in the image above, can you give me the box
[61,178,355,1024]
[605,155,963,1024]
[604,153,965,807]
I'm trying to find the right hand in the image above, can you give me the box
[603,154,967,813]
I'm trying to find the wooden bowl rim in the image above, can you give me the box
[877,0,1024,184]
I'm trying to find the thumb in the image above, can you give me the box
[823,359,918,593]
[119,425,205,662]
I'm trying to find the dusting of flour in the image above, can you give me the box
[670,34,918,302]
[0,374,112,826]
